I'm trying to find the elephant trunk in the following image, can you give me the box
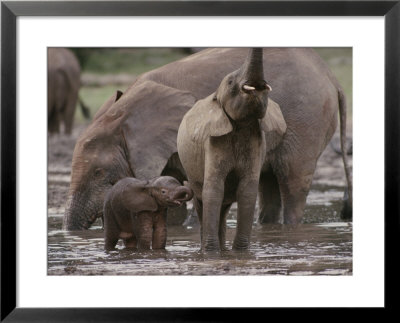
[242,48,265,87]
[172,186,193,202]
[63,194,99,230]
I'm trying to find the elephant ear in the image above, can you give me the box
[118,179,158,213]
[121,81,197,180]
[260,98,287,152]
[185,94,233,140]
[93,90,124,121]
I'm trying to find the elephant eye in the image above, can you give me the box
[227,75,235,86]
[161,189,167,195]
[94,168,103,177]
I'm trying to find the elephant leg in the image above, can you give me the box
[258,169,282,224]
[63,98,76,135]
[278,171,314,225]
[104,235,119,251]
[64,114,74,135]
[152,210,168,249]
[218,204,231,251]
[202,179,225,251]
[48,108,61,134]
[123,235,137,249]
[103,206,120,250]
[135,214,153,250]
[233,178,259,250]
[193,197,203,245]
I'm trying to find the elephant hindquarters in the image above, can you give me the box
[278,172,314,225]
[270,90,339,225]
[273,126,330,225]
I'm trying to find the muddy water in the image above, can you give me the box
[48,127,352,276]
[48,190,352,276]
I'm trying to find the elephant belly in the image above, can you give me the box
[192,171,239,205]
[116,217,134,236]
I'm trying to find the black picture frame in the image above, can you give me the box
[1,1,399,321]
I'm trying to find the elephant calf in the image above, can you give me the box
[103,176,193,250]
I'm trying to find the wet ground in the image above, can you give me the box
[48,124,352,276]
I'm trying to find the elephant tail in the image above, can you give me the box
[79,96,91,119]
[338,89,353,219]
[329,137,352,155]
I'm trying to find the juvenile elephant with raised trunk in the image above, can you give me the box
[63,48,352,231]
[104,176,193,250]
[178,48,286,250]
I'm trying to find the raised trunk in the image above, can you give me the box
[242,48,264,86]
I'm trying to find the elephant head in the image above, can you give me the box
[181,48,286,149]
[190,48,285,144]
[63,115,133,230]
[63,82,196,230]
[114,176,193,214]
[147,176,194,208]
[213,48,272,126]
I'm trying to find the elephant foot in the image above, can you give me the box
[340,199,352,220]
[283,217,302,226]
[220,244,229,252]
[232,237,250,250]
[202,237,220,252]
[136,240,152,250]
[283,208,304,225]
[258,207,282,224]
[152,245,166,250]
[340,189,352,220]
[123,238,137,249]
[232,244,249,250]
[104,236,119,251]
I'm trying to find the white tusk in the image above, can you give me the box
[266,84,272,91]
[243,85,256,91]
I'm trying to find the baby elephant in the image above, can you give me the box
[103,176,193,250]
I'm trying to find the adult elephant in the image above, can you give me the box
[48,48,90,134]
[63,48,352,230]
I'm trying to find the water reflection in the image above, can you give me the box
[48,214,352,276]
[48,182,352,275]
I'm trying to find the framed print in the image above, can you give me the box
[1,0,399,321]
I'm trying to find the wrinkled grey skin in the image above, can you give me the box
[103,176,193,250]
[48,48,89,134]
[178,49,286,250]
[63,48,352,231]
